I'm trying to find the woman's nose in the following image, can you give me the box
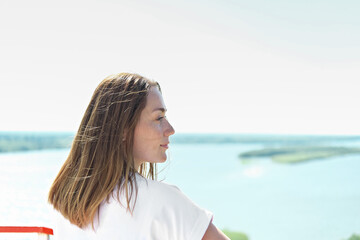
[165,121,175,137]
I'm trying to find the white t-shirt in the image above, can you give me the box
[53,174,213,240]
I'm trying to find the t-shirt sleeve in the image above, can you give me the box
[150,183,213,240]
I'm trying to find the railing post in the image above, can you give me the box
[38,232,50,240]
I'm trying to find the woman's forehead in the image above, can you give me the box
[145,87,166,111]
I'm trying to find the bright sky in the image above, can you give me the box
[1,0,359,135]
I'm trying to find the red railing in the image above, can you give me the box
[0,226,53,240]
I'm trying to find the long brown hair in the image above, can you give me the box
[48,73,159,228]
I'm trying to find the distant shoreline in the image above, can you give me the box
[1,132,360,153]
[0,132,74,153]
[239,145,360,164]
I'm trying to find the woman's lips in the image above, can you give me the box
[160,144,169,149]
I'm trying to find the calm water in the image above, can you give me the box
[0,143,359,240]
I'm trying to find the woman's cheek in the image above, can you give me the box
[149,122,162,137]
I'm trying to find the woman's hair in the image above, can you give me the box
[48,73,160,228]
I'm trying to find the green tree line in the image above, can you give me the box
[0,132,73,153]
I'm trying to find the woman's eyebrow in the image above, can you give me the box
[152,107,167,113]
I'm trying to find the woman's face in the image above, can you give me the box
[133,86,175,169]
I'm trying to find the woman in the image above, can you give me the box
[48,73,229,240]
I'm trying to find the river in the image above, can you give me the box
[0,141,359,240]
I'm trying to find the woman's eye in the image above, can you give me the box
[157,116,167,121]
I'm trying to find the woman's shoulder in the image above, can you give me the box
[136,173,181,196]
[135,173,203,211]
[135,174,213,240]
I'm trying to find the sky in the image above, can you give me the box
[1,0,359,135]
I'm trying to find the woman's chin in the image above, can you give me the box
[158,155,167,163]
